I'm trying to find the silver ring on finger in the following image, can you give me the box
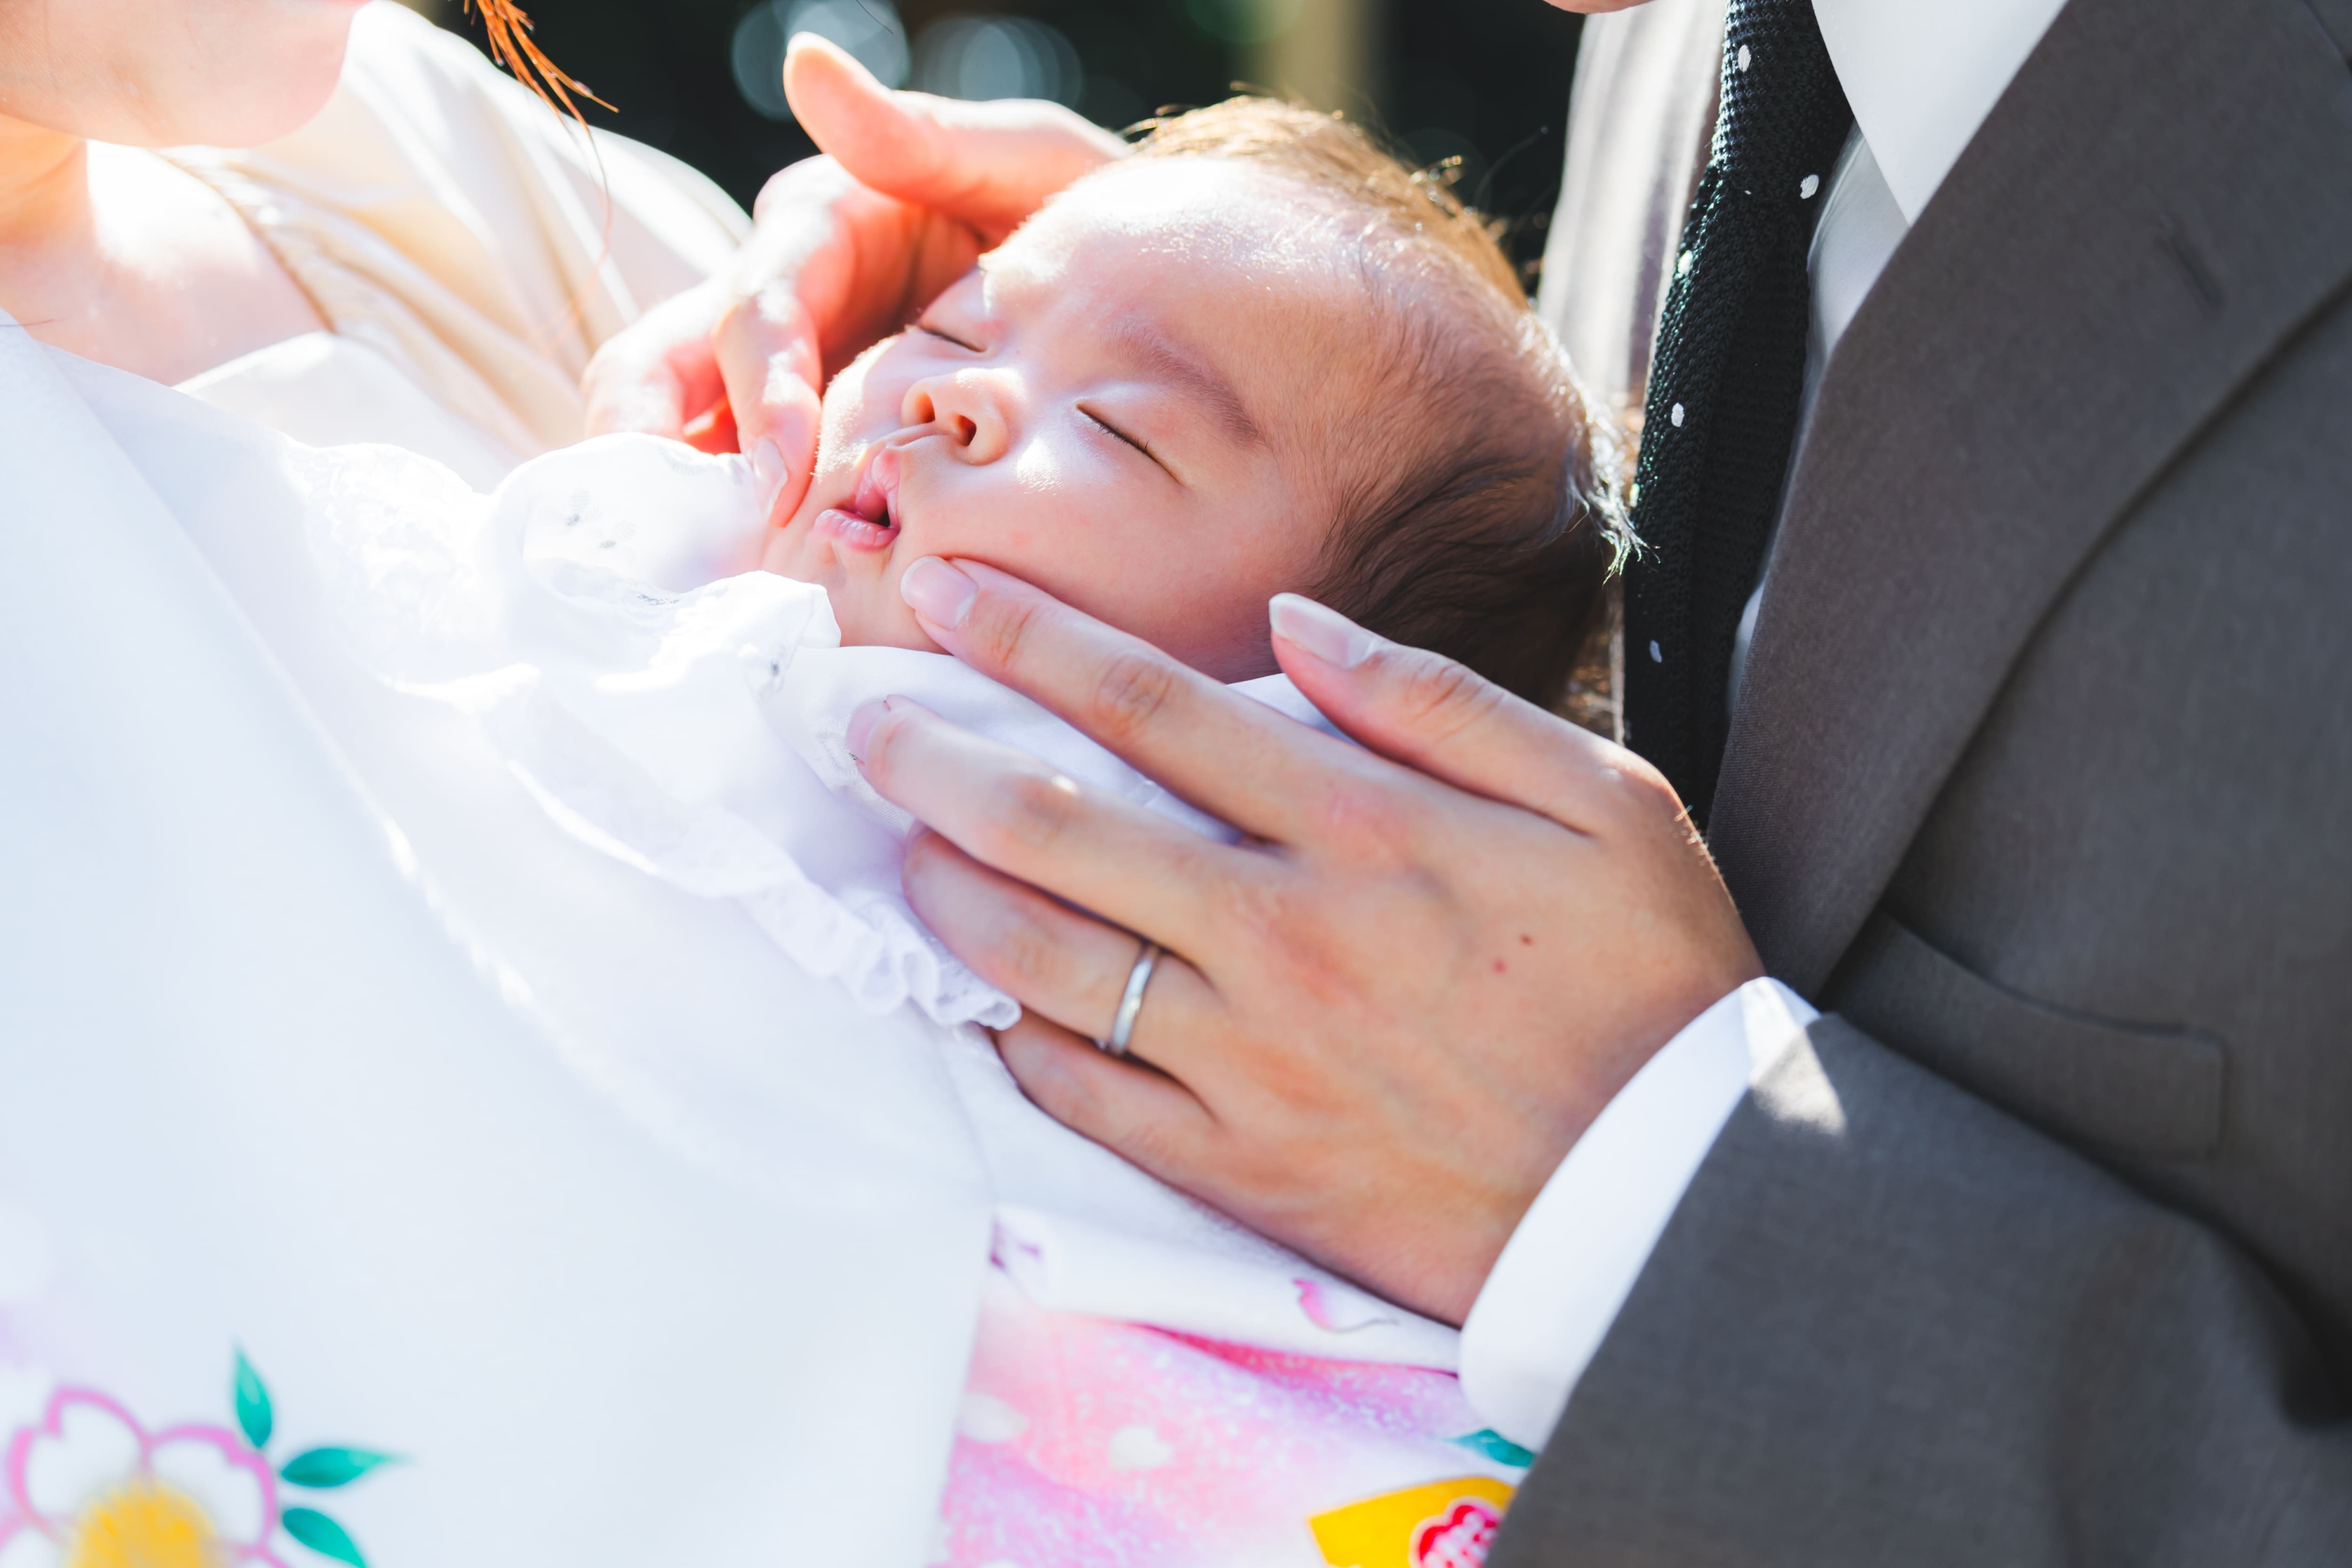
[1096,939,1162,1058]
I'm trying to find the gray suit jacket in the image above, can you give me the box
[1498,0,2352,1559]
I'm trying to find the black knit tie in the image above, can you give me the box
[1622,0,1852,829]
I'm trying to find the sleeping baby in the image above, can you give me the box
[765,96,1618,704]
[317,94,1621,1026]
[296,95,1617,1565]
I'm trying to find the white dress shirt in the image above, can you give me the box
[1457,0,2070,1452]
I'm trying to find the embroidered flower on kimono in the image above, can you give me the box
[0,1353,394,1568]
[1410,1497,1501,1568]
[0,1388,287,1568]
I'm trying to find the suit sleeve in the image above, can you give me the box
[1489,1014,2352,1566]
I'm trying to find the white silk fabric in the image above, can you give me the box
[289,424,1342,1033]
[0,328,1457,1567]
[166,1,752,470]
[0,325,992,1567]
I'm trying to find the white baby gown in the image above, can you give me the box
[0,325,1456,1568]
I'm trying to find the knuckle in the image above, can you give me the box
[1086,651,1184,746]
[967,590,1045,672]
[713,290,762,348]
[975,768,1083,861]
[1221,875,1300,952]
[1601,750,1683,823]
[753,154,845,219]
[1316,771,1432,860]
[1109,1115,1196,1182]
[1219,875,1347,991]
[1391,652,1510,742]
[991,912,1074,996]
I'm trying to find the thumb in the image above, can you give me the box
[1266,593,1673,832]
[782,33,1123,241]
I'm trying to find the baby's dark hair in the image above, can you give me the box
[1131,99,1624,706]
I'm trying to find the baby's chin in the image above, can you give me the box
[757,522,822,605]
[761,504,945,653]
[832,594,944,655]
[784,555,938,654]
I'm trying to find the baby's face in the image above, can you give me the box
[762,160,1360,682]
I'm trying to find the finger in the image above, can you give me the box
[852,695,1260,957]
[902,829,1219,1073]
[713,285,826,523]
[783,34,1123,241]
[1267,592,1680,835]
[895,557,1392,845]
[989,1010,1221,1187]
[582,285,727,440]
[742,154,985,375]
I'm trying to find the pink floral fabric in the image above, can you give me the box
[937,1271,1520,1568]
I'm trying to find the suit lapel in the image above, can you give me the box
[1707,0,2352,993]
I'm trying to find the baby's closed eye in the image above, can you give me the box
[913,321,982,353]
[1080,405,1162,466]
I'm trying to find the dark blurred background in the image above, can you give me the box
[398,0,1582,285]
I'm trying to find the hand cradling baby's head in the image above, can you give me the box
[764,99,1621,703]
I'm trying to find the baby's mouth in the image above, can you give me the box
[811,445,902,554]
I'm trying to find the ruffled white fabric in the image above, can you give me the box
[16,328,1465,1457]
[295,432,1329,1031]
[7,320,996,1568]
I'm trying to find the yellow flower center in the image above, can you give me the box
[64,1477,221,1568]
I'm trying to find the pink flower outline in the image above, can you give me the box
[2,1387,289,1566]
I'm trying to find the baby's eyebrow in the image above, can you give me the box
[1111,319,1266,449]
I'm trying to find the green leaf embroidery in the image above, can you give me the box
[1449,1428,1538,1468]
[282,1507,368,1567]
[232,1349,274,1450]
[281,1448,400,1490]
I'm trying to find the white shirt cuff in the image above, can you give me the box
[1457,977,1819,1451]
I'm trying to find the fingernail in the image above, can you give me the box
[900,557,977,630]
[750,439,787,510]
[846,696,891,760]
[1269,593,1377,669]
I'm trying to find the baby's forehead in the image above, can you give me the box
[988,159,1389,434]
[1014,158,1352,274]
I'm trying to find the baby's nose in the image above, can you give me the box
[902,370,1013,465]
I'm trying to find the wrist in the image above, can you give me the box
[1564,954,1763,1142]
[1403,961,1769,1325]
[1457,978,1816,1448]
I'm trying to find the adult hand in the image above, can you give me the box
[580,36,1123,523]
[849,562,1763,1325]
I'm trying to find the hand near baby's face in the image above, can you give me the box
[761,159,1355,683]
[582,35,1123,523]
[851,568,1763,1326]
